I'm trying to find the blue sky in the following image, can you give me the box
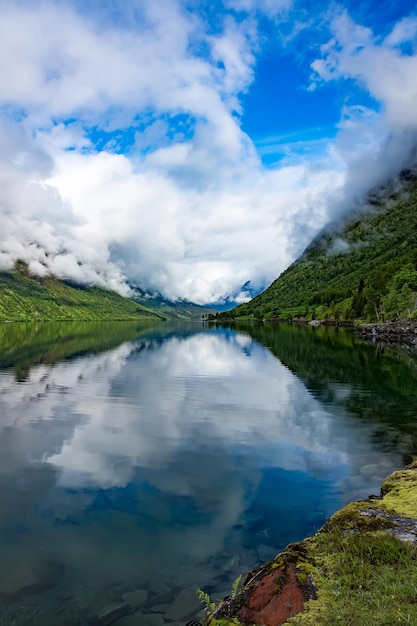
[241,0,414,160]
[0,0,416,303]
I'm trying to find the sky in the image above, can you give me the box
[0,0,416,305]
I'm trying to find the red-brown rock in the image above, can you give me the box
[212,554,316,626]
[240,563,306,626]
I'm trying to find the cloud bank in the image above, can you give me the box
[0,1,416,303]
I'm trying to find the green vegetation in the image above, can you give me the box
[197,588,216,615]
[197,575,243,621]
[216,172,417,322]
[289,465,417,625]
[231,575,243,598]
[0,320,158,380]
[0,262,213,321]
[132,290,214,320]
[293,527,417,625]
[208,463,417,626]
[204,322,417,624]
[243,321,417,401]
[380,468,417,518]
[0,262,165,321]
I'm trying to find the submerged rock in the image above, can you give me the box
[150,603,170,614]
[256,544,278,563]
[150,582,173,604]
[224,555,240,572]
[0,562,40,596]
[96,600,131,625]
[122,589,148,609]
[241,511,265,531]
[360,463,380,477]
[0,558,64,600]
[165,586,203,621]
[238,548,259,570]
[116,613,165,626]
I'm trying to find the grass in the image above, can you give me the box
[295,530,417,625]
[208,463,417,626]
[0,263,164,321]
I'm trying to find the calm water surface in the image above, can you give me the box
[0,321,416,625]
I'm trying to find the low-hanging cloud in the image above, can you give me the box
[0,1,416,304]
[312,9,417,217]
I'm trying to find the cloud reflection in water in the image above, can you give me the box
[0,326,405,623]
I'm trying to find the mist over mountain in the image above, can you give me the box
[0,262,164,321]
[217,165,417,322]
[130,286,215,319]
[0,2,417,305]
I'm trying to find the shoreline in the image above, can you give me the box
[354,320,417,353]
[214,317,417,354]
[208,461,417,625]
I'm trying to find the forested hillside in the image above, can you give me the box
[0,263,165,321]
[132,290,214,319]
[217,170,417,322]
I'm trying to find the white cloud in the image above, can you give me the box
[0,329,400,532]
[0,331,373,491]
[0,1,416,303]
[384,16,417,48]
[47,146,340,301]
[311,11,417,132]
[309,9,417,220]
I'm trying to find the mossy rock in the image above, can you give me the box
[208,464,417,626]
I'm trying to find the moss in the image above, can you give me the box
[288,466,417,624]
[379,469,417,518]
[295,562,315,589]
[288,529,417,625]
[322,500,392,534]
[272,541,311,570]
[210,465,417,626]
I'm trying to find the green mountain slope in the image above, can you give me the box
[0,263,165,321]
[218,170,417,322]
[132,290,214,319]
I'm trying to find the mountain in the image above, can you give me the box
[131,288,214,319]
[0,262,165,321]
[202,280,261,312]
[216,168,417,322]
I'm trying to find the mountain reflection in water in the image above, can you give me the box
[0,321,416,625]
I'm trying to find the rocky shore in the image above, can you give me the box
[354,320,417,352]
[208,461,417,625]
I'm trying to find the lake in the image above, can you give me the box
[0,321,416,625]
